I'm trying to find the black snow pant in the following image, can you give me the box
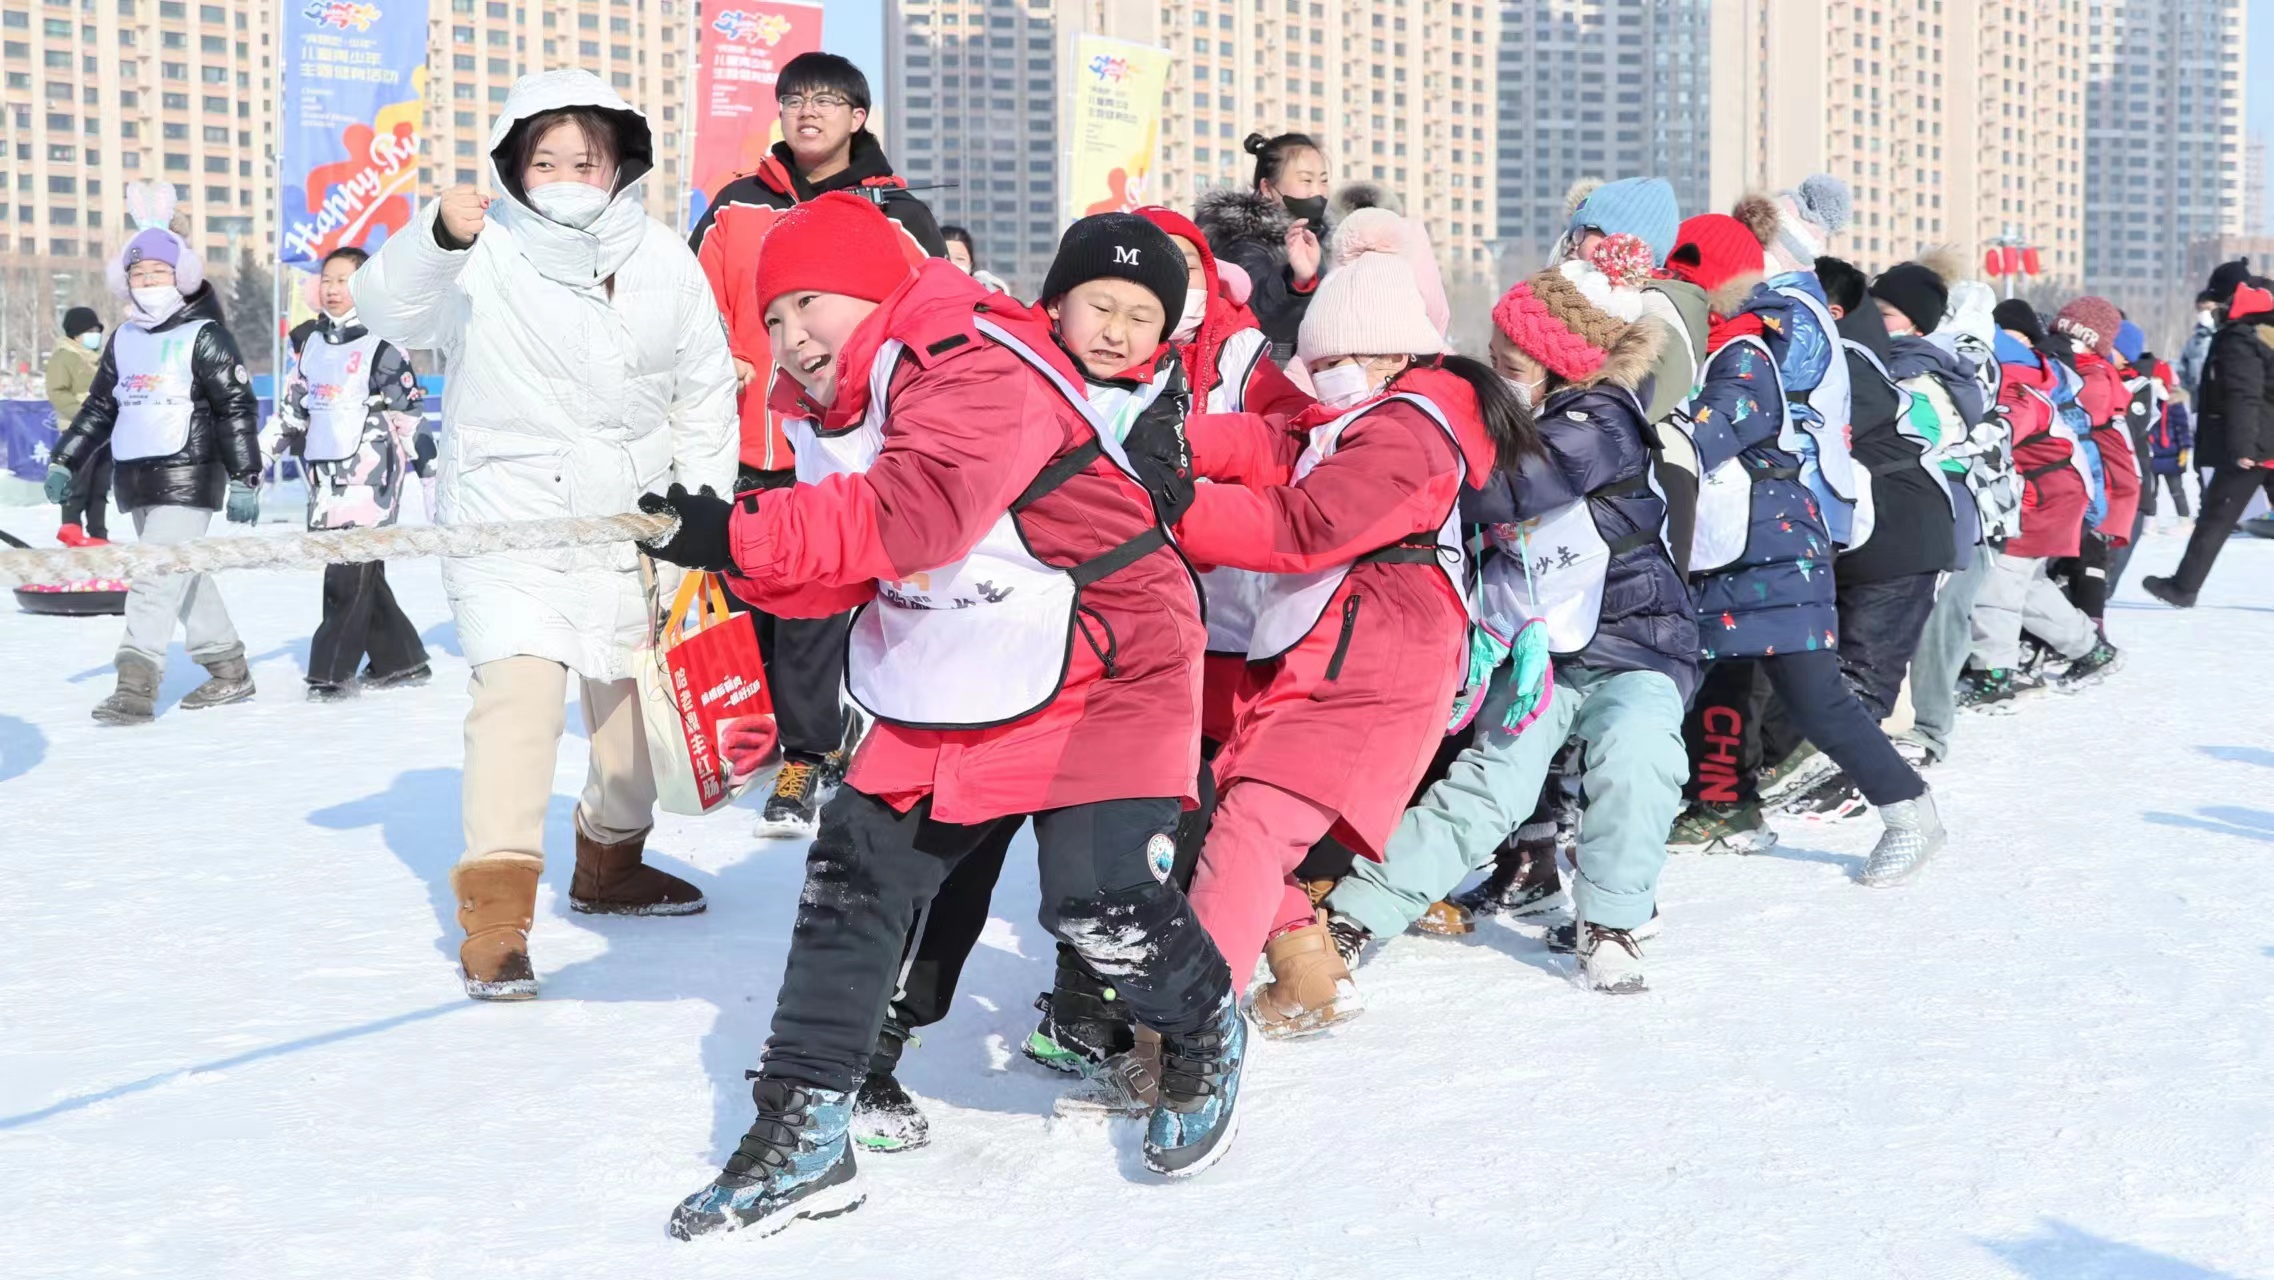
[60,448,113,540]
[733,466,851,759]
[2049,526,2111,622]
[1832,571,1941,722]
[1688,650,1924,808]
[2168,466,2274,595]
[2156,471,2192,518]
[764,787,1231,1096]
[306,561,427,686]
[2108,503,2151,598]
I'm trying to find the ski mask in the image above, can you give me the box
[1311,360,1375,410]
[130,286,185,324]
[528,180,613,230]
[1281,194,1328,230]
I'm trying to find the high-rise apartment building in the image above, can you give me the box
[1492,0,1711,274]
[2084,0,2247,350]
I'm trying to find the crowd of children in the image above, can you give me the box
[31,53,2263,1244]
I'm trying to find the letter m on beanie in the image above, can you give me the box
[1114,245,1141,265]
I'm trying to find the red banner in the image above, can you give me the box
[688,0,824,231]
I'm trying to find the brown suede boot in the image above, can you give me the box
[1052,1025,1163,1119]
[569,819,706,916]
[452,858,541,1001]
[1251,911,1363,1039]
[1413,898,1476,936]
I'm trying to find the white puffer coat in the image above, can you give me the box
[353,70,736,681]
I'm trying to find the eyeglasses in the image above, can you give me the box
[778,93,851,113]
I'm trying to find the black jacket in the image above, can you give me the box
[1835,304,1955,584]
[687,131,947,257]
[53,283,261,513]
[2193,317,2274,471]
[1193,189,1315,361]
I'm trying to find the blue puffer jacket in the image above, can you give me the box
[1464,383,1701,704]
[1687,284,1838,660]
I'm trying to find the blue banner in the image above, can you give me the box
[277,0,431,268]
[1,400,58,483]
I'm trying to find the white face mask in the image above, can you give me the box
[527,180,613,229]
[1312,360,1377,410]
[1503,375,1538,410]
[130,286,184,322]
[79,330,104,350]
[1170,290,1207,343]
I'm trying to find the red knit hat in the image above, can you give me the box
[1665,213,1766,296]
[2054,295,2123,359]
[755,192,917,314]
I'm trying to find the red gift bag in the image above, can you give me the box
[636,570,776,815]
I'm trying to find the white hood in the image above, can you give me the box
[484,68,657,289]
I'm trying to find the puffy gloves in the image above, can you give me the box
[637,483,734,572]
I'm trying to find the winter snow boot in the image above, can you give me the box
[179,648,255,710]
[1573,921,1649,995]
[757,753,824,837]
[1780,770,1870,823]
[1443,824,1568,927]
[1861,787,1947,887]
[1143,1001,1248,1177]
[1325,911,1374,970]
[1955,667,2019,713]
[1758,743,1834,805]
[2053,637,2123,692]
[1666,800,1777,855]
[1024,949,1135,1073]
[1893,735,1938,769]
[568,819,705,916]
[1547,908,1663,954]
[668,1076,862,1240]
[1053,1024,1163,1119]
[1250,911,1362,1039]
[91,651,162,725]
[56,522,102,547]
[357,662,432,691]
[2142,575,2197,609]
[851,1009,929,1153]
[451,857,542,1001]
[306,680,356,703]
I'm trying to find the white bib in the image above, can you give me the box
[1198,327,1279,656]
[1687,334,1787,576]
[297,330,386,462]
[109,320,208,462]
[1779,284,1873,550]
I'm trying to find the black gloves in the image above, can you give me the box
[1122,382,1197,526]
[637,483,734,572]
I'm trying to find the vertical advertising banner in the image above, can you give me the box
[277,0,431,268]
[689,0,825,231]
[1066,36,1172,222]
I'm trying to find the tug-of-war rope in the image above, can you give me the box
[0,512,679,587]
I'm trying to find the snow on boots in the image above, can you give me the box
[851,1009,929,1153]
[1573,921,1649,995]
[1248,911,1362,1039]
[179,647,255,710]
[669,1077,863,1240]
[91,651,162,726]
[451,857,541,1001]
[1053,1024,1163,1119]
[1142,1000,1248,1177]
[1024,950,1135,1074]
[568,819,705,916]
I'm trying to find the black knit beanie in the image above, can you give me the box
[1869,263,1948,336]
[1039,214,1188,333]
[1992,298,2047,345]
[2207,257,2252,303]
[62,306,101,339]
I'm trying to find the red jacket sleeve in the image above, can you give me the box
[697,217,759,371]
[1174,401,1458,574]
[1243,356,1314,422]
[723,348,1065,602]
[1188,410,1306,487]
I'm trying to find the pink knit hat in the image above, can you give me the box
[1296,208,1444,363]
[2054,295,2123,359]
[1491,236,1652,382]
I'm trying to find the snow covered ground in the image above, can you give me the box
[4,504,2272,1280]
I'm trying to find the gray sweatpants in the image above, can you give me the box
[119,505,242,666]
[1969,553,2095,671]
[1904,555,1988,763]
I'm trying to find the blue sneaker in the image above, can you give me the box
[1142,1001,1247,1177]
[668,1077,864,1240]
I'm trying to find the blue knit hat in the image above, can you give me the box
[2113,319,2145,363]
[1567,177,1681,265]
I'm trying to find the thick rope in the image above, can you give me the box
[0,512,678,587]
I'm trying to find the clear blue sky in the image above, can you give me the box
[827,0,885,100]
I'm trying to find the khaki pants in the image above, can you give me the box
[459,655,657,868]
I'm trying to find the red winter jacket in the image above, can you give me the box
[2001,351,2089,560]
[722,263,1205,823]
[1175,366,1493,859]
[2073,350,2142,544]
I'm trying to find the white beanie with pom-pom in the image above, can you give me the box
[1297,208,1444,363]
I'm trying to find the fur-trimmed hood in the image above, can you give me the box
[1194,188,1293,256]
[1582,317,1665,392]
[1329,179,1401,222]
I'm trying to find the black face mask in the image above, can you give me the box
[1280,194,1328,229]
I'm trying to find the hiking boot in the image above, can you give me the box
[357,662,432,691]
[91,651,161,726]
[1574,921,1649,995]
[1667,801,1778,855]
[1144,1001,1248,1177]
[451,857,542,1001]
[668,1076,863,1240]
[569,818,705,916]
[1862,787,1947,887]
[2142,575,2197,608]
[1299,877,1340,907]
[2053,638,2123,692]
[1955,667,2019,713]
[1054,1025,1163,1119]
[306,680,356,703]
[1023,949,1134,1074]
[1758,743,1834,805]
[1445,827,1568,925]
[1546,908,1663,954]
[1415,898,1477,936]
[1251,912,1362,1040]
[819,704,869,789]
[756,754,824,838]
[1781,771,1871,823]
[179,648,255,710]
[852,1009,928,1152]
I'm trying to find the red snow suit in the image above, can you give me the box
[1174,366,1493,860]
[2073,350,2142,545]
[2002,351,2090,560]
[721,262,1205,823]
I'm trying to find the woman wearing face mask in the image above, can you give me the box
[1193,131,1331,362]
[353,69,738,1001]
[47,306,110,546]
[47,194,264,726]
[1172,209,1539,1037]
